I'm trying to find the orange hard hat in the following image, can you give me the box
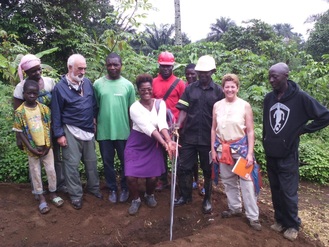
[158,51,175,65]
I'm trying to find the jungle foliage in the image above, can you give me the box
[1,0,329,184]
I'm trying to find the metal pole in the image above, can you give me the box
[170,131,179,241]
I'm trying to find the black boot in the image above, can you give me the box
[174,172,192,206]
[202,177,212,214]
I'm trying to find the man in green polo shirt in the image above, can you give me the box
[94,53,136,203]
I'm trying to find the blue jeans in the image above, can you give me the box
[99,140,127,191]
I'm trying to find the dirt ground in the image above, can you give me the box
[0,178,328,247]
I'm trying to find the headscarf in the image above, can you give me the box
[18,54,41,81]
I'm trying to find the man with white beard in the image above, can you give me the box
[51,54,102,210]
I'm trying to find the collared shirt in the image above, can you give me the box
[51,75,97,139]
[66,75,84,94]
[176,80,224,146]
[93,75,136,140]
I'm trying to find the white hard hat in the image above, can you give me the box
[195,55,216,72]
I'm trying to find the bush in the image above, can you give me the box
[299,134,329,185]
[0,82,28,182]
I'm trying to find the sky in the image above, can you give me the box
[143,0,329,42]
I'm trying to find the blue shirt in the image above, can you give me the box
[51,75,97,138]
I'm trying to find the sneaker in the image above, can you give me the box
[108,190,117,203]
[145,194,157,208]
[199,187,205,196]
[271,222,284,232]
[119,189,129,203]
[283,228,298,241]
[192,182,198,189]
[221,209,243,218]
[249,220,262,231]
[128,198,141,215]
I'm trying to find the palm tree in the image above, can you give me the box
[207,17,236,42]
[143,23,175,51]
[273,23,295,38]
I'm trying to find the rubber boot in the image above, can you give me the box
[202,177,213,214]
[174,172,192,206]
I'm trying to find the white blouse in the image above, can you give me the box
[130,99,169,137]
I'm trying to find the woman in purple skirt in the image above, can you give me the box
[124,73,176,215]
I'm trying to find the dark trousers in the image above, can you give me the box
[178,143,212,178]
[53,139,66,190]
[177,142,212,200]
[99,140,127,191]
[266,151,301,230]
[159,149,169,184]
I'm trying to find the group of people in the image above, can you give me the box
[13,51,329,242]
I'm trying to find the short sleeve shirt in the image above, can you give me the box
[93,76,136,140]
[176,80,224,146]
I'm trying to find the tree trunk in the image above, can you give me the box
[174,0,182,46]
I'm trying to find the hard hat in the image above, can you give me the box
[158,51,175,65]
[195,55,216,72]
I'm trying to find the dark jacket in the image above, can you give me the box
[262,80,329,158]
[51,75,97,138]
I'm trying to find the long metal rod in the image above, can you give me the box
[169,133,179,241]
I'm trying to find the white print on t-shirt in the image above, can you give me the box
[269,102,290,134]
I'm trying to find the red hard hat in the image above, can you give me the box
[158,51,175,65]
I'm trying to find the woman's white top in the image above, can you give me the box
[214,97,247,142]
[129,99,168,137]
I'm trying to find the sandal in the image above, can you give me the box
[51,196,64,207]
[39,202,50,214]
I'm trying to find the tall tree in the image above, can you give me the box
[306,10,329,61]
[0,0,115,72]
[220,19,279,54]
[272,23,303,46]
[174,0,182,46]
[143,23,175,50]
[206,17,236,42]
[273,23,295,38]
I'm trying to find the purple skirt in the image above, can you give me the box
[124,130,165,177]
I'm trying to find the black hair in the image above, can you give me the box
[135,73,153,89]
[23,79,39,92]
[185,63,196,71]
[106,52,122,64]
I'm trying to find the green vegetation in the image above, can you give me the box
[1,0,329,184]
